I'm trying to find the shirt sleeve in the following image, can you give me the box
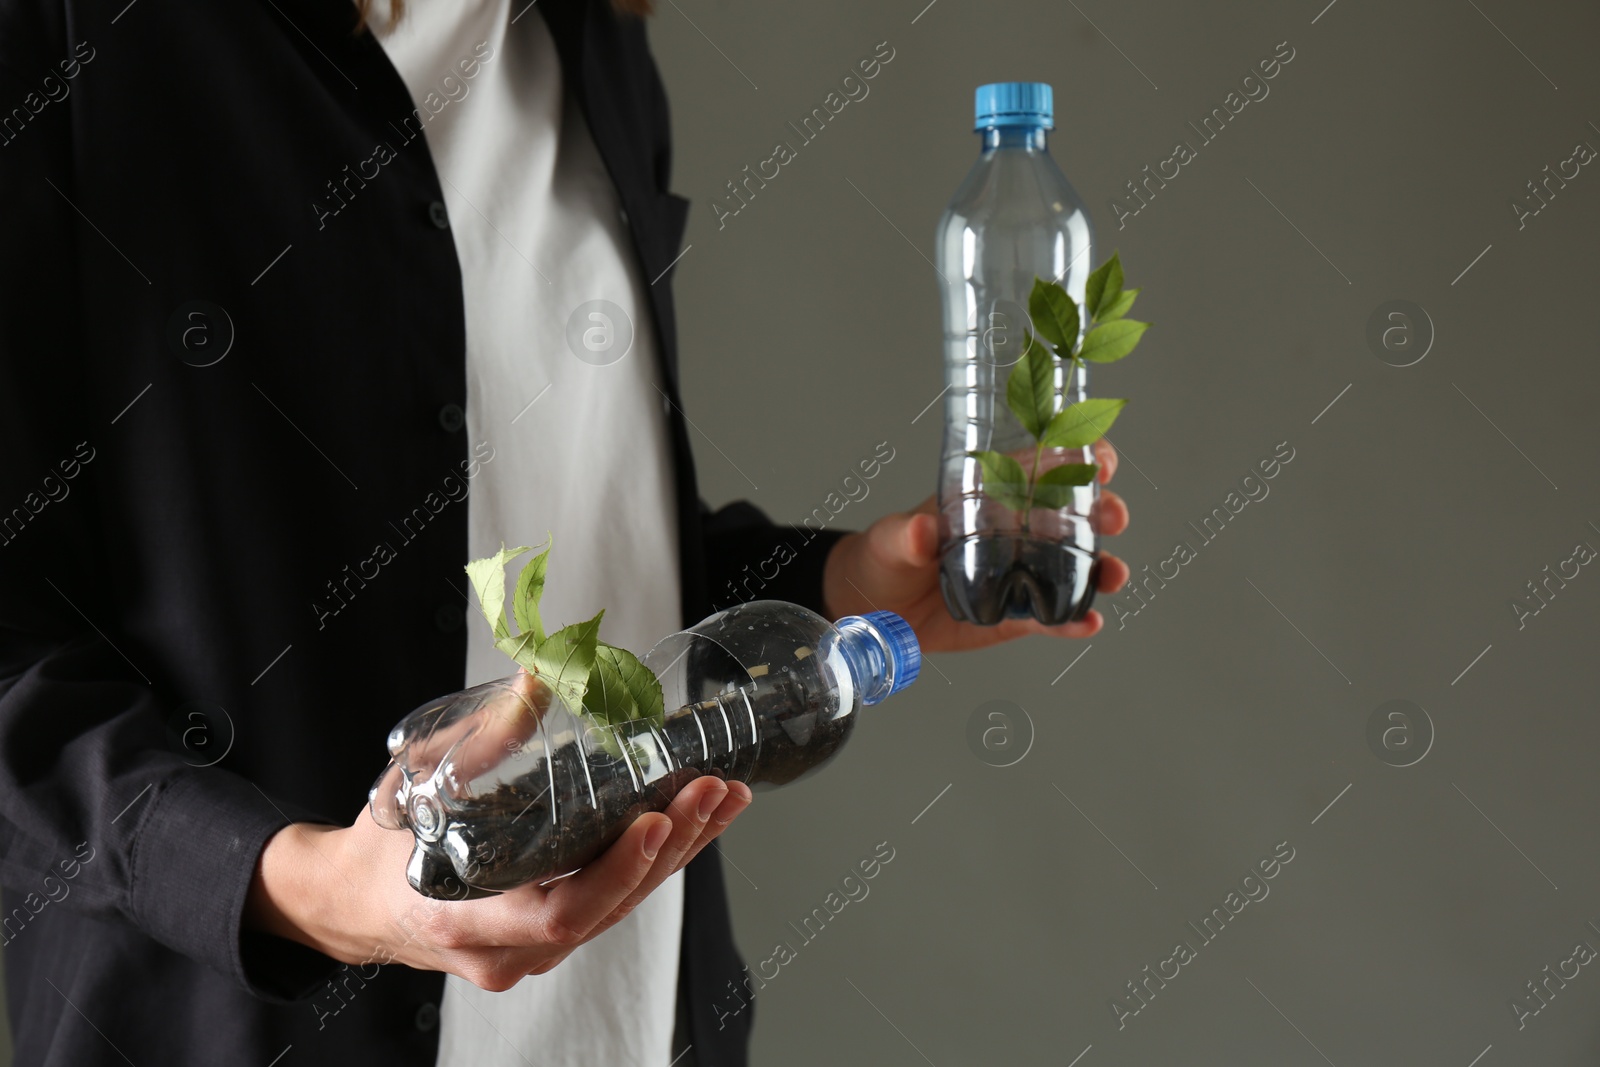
[699,500,849,617]
[0,0,337,1004]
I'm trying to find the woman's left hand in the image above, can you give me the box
[821,438,1130,653]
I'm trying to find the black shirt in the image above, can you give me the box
[0,0,841,1063]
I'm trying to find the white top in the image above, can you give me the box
[365,3,686,1064]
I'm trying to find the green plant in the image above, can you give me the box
[464,540,665,734]
[967,252,1150,530]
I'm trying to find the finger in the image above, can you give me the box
[1096,553,1130,593]
[1094,439,1119,484]
[865,510,940,572]
[676,780,753,871]
[1094,491,1128,536]
[1043,609,1104,639]
[432,673,553,789]
[519,810,674,946]
[576,778,751,946]
[834,513,939,617]
[989,611,1104,643]
[936,609,1101,651]
[605,776,729,918]
[907,512,940,564]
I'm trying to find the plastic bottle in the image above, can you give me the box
[370,601,920,899]
[935,81,1100,626]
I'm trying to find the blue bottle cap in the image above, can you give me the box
[974,82,1053,131]
[858,610,921,697]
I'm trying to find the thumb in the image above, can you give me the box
[862,510,940,574]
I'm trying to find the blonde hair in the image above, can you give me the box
[354,0,652,29]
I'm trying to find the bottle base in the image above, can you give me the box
[938,535,1098,626]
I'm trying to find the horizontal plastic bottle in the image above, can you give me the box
[369,601,920,899]
[935,81,1101,626]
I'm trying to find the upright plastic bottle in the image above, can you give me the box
[370,601,920,899]
[935,82,1099,626]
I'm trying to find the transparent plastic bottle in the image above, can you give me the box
[369,601,920,899]
[935,82,1100,626]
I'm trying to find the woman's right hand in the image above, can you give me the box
[245,774,750,991]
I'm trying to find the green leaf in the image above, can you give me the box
[1030,464,1098,509]
[531,610,605,713]
[1028,278,1079,350]
[590,724,627,762]
[1013,327,1053,366]
[967,450,1033,512]
[494,630,542,675]
[585,644,665,728]
[1006,335,1057,438]
[1085,253,1124,320]
[1040,398,1128,449]
[511,542,551,644]
[464,543,534,641]
[1078,319,1150,364]
[1097,287,1140,322]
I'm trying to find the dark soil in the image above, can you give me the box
[408,647,857,899]
[938,533,1099,626]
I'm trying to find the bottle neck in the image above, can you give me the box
[838,617,889,710]
[834,612,919,706]
[980,125,1048,152]
[834,617,895,706]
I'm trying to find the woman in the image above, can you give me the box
[0,0,1129,1064]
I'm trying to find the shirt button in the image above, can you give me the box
[433,604,464,633]
[437,403,465,432]
[427,200,450,230]
[414,1001,440,1032]
[618,207,629,225]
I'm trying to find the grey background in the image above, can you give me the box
[654,0,1600,1064]
[6,0,1599,1064]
